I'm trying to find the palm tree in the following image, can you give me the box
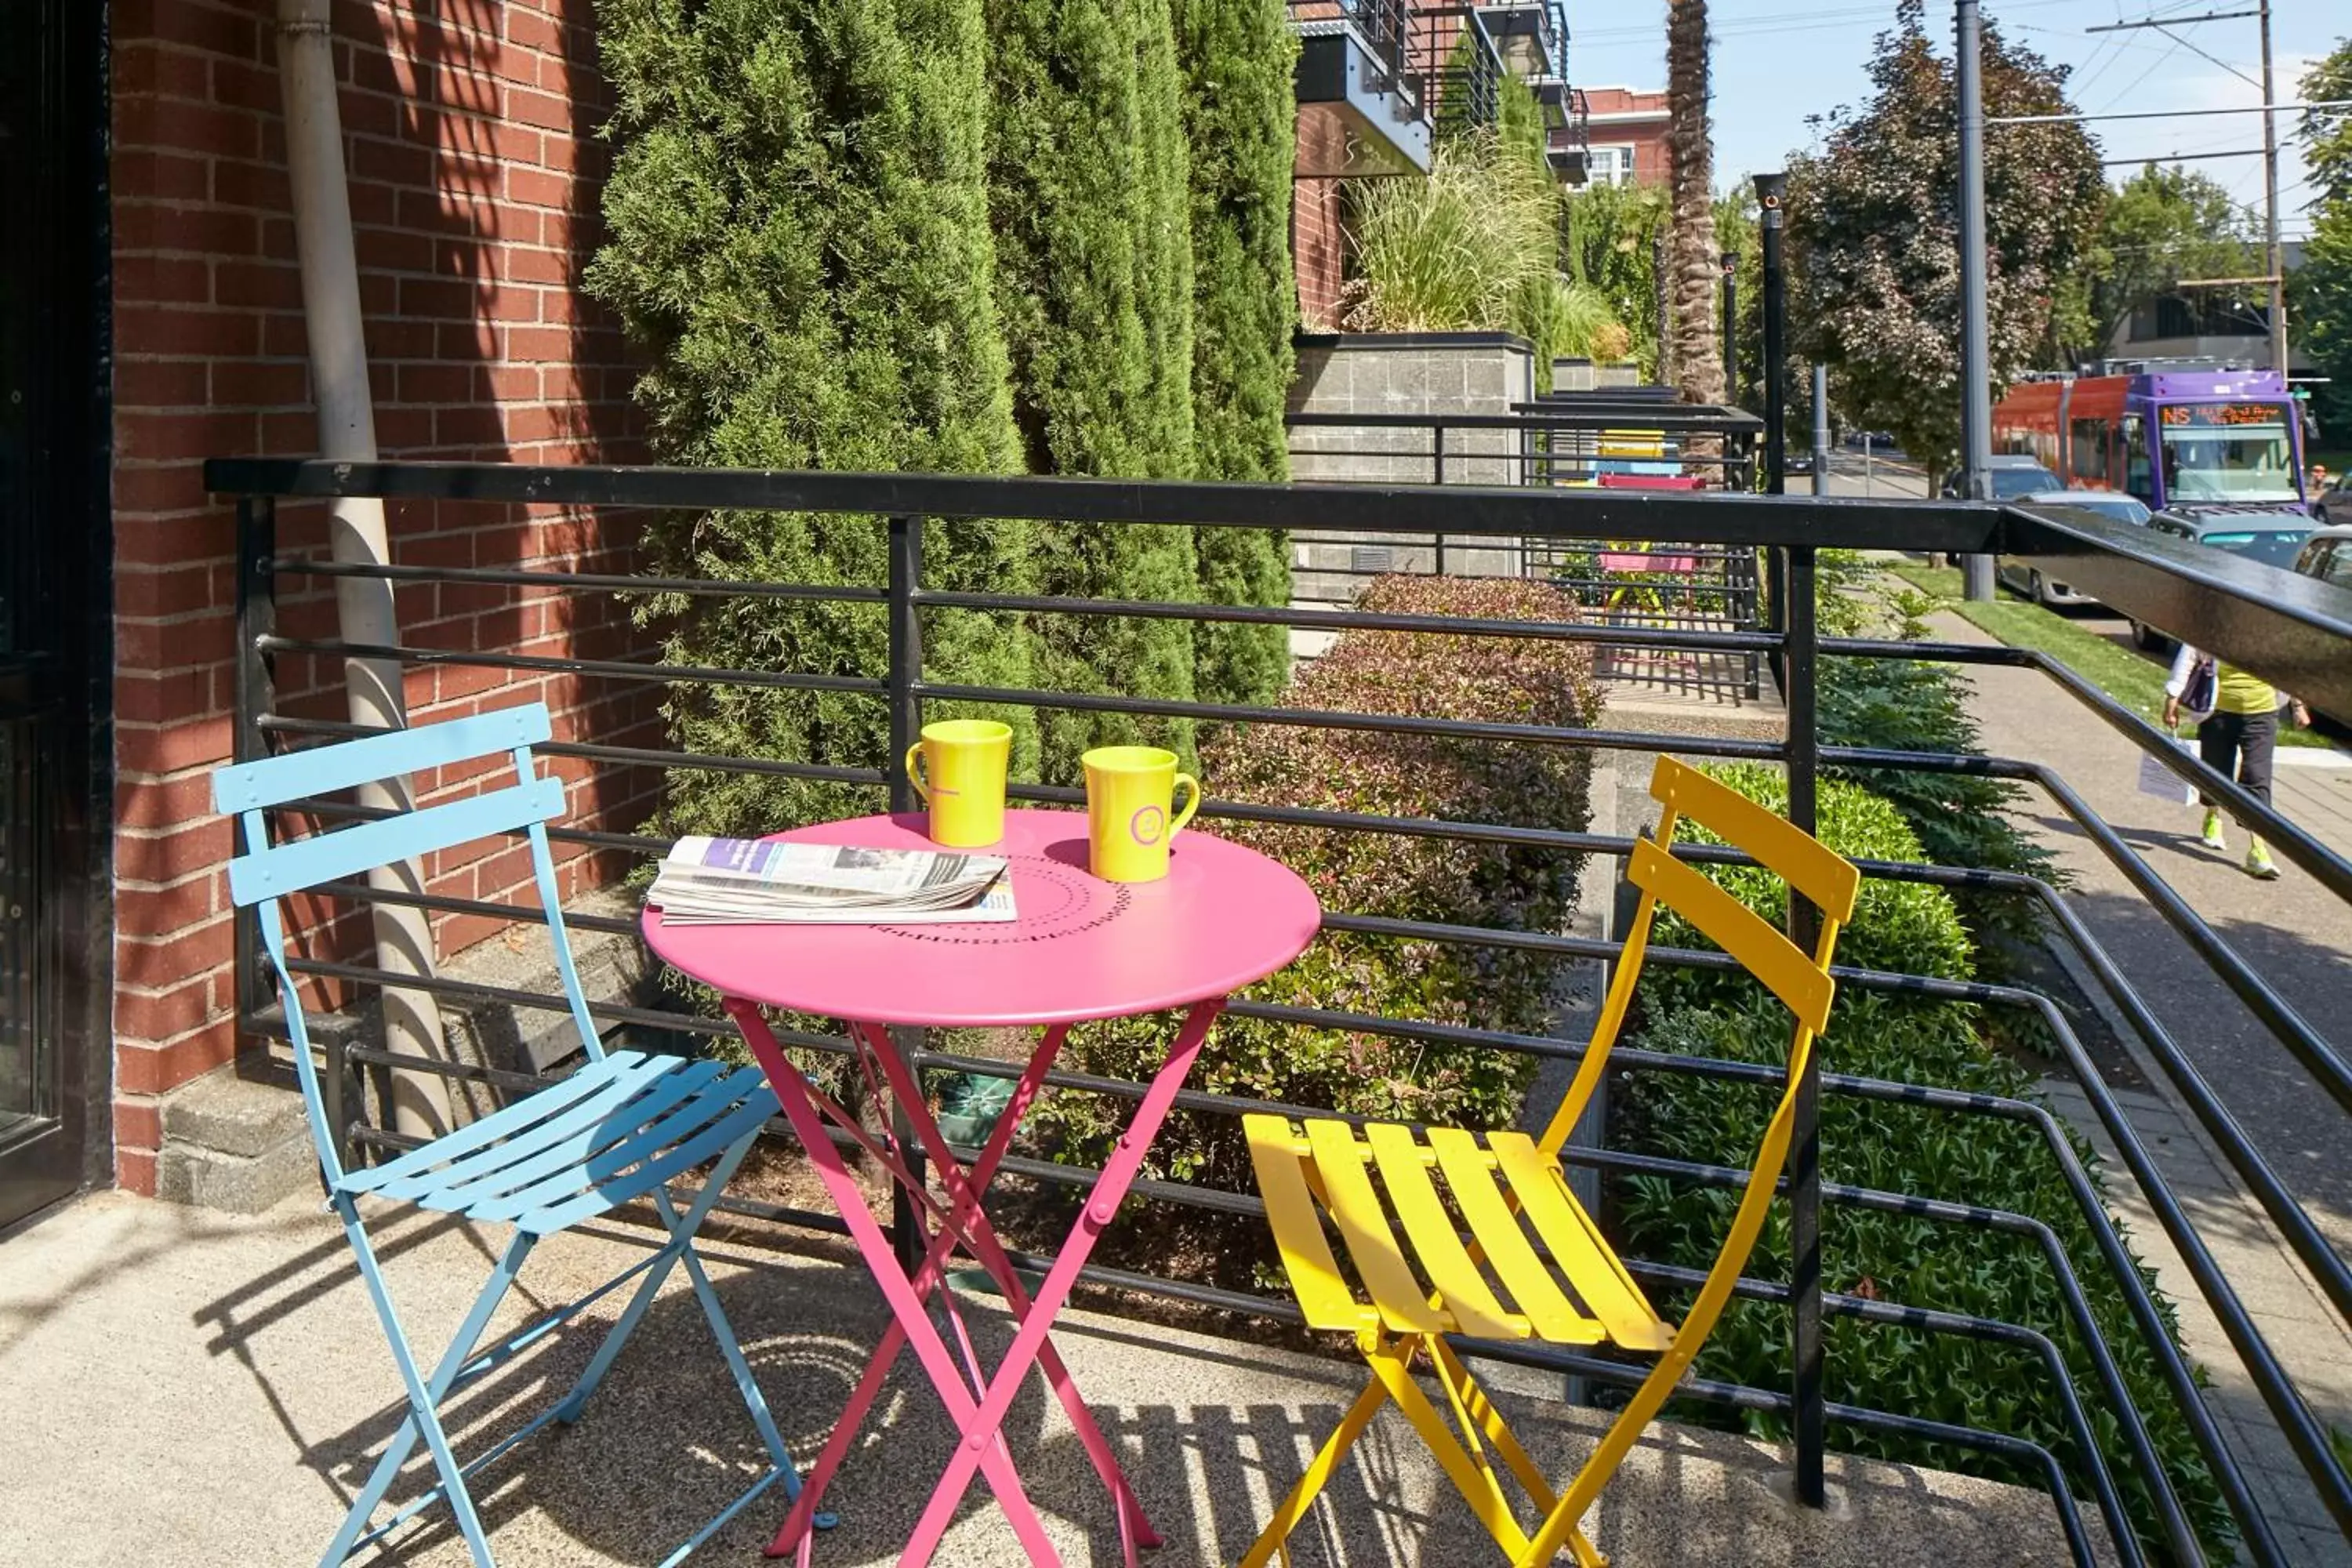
[1665,0,1726,406]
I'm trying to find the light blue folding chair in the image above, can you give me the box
[216,702,826,1567]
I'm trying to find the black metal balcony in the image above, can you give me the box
[1287,0,1432,177]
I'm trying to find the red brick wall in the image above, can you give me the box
[1293,114,1348,332]
[110,0,659,1194]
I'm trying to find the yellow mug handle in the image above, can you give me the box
[903,742,930,804]
[1170,772,1200,836]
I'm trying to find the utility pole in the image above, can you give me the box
[1957,0,1996,601]
[1812,364,1832,496]
[2257,0,2287,375]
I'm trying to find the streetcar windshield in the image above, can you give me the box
[2157,403,2299,503]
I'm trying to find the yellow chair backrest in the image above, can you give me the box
[1535,754,1860,1160]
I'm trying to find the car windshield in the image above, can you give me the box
[1988,466,2059,499]
[2158,411,2299,503]
[2045,495,2150,524]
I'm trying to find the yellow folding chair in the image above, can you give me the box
[1240,755,1860,1567]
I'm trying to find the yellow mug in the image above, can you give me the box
[1082,746,1200,883]
[905,719,1012,847]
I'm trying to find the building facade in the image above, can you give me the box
[1575,85,1668,187]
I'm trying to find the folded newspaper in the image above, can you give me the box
[648,837,1015,925]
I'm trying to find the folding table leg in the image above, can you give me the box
[729,1003,1065,1567]
[753,1017,1069,1563]
[848,1018,1173,1561]
[890,1002,1223,1568]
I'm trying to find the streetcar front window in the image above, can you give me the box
[2157,405,2299,503]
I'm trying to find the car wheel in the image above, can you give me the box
[2129,619,2166,652]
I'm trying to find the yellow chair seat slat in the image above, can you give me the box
[1426,1127,1604,1345]
[1364,1123,1526,1341]
[1302,1118,1447,1335]
[1243,1114,1375,1334]
[1489,1133,1673,1352]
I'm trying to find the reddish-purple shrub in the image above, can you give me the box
[1048,574,1605,1189]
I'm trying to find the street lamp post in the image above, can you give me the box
[1755,172,1788,496]
[1957,0,1996,601]
[1722,250,1740,412]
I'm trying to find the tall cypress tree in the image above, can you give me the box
[1177,0,1296,709]
[988,0,1200,772]
[590,0,1034,832]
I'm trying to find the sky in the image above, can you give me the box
[1572,0,2344,245]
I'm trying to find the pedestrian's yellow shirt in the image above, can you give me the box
[2215,663,2278,715]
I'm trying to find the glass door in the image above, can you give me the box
[0,0,108,1229]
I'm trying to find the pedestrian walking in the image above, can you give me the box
[2162,644,2311,879]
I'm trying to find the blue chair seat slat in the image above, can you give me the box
[229,776,567,907]
[516,1084,780,1236]
[338,1051,659,1200]
[418,1058,733,1213]
[470,1066,775,1227]
[212,706,554,814]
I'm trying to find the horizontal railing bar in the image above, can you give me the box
[255,714,891,787]
[201,457,2006,554]
[912,589,1781,650]
[263,555,891,604]
[1287,409,1768,434]
[256,636,889,699]
[913,681,1789,760]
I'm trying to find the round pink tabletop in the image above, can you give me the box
[641,808,1322,1028]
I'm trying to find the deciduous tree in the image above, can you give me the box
[1785,0,2102,477]
[2293,42,2352,445]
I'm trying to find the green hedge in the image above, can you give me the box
[987,0,1200,774]
[1612,764,2229,1558]
[589,0,1036,832]
[1045,575,1604,1191]
[1176,0,1296,710]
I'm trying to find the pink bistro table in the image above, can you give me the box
[640,808,1321,1568]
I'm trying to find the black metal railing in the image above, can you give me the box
[1285,408,1769,699]
[1416,5,1503,136]
[204,455,2352,1566]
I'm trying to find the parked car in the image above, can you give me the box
[2295,524,2352,724]
[1942,455,2061,500]
[2315,473,2352,527]
[1998,489,2151,607]
[2296,523,2352,590]
[2125,506,2318,649]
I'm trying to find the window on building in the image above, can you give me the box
[1587,145,1639,186]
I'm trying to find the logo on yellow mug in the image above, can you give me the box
[1082,746,1199,883]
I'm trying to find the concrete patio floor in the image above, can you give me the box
[0,1190,2104,1566]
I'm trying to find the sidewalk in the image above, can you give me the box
[1925,607,2352,1565]
[0,1192,2096,1568]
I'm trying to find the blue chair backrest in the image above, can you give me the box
[213,703,601,1182]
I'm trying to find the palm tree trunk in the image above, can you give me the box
[1666,0,1726,408]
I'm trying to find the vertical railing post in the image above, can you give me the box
[1784,543,1826,1508]
[887,515,924,815]
[1432,423,1446,576]
[886,514,927,1274]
